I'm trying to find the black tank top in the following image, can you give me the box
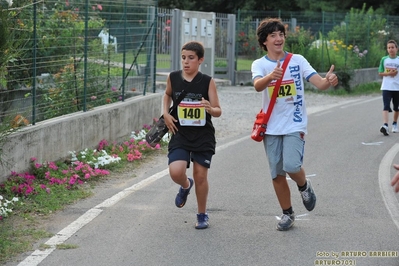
[168,70,216,153]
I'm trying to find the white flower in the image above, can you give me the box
[131,129,147,140]
[0,195,18,218]
[5,0,12,7]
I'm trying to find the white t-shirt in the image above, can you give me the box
[251,53,317,135]
[378,55,399,91]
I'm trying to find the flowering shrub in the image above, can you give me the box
[0,124,167,221]
[70,148,121,169]
[0,195,18,220]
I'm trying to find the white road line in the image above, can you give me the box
[17,208,103,266]
[17,135,250,266]
[378,143,399,231]
[17,96,386,265]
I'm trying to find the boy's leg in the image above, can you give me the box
[192,152,212,229]
[169,160,190,187]
[168,149,191,188]
[391,91,399,132]
[288,167,306,187]
[272,174,291,210]
[394,111,399,124]
[265,135,295,230]
[381,90,392,135]
[283,132,316,211]
[168,149,194,208]
[192,162,209,214]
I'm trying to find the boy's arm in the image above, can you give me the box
[202,79,221,117]
[163,75,178,133]
[308,65,338,90]
[253,60,283,92]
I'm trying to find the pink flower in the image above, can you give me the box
[97,4,102,10]
[49,162,58,170]
[127,153,134,161]
[25,185,34,195]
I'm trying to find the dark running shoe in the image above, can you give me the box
[195,213,209,229]
[300,179,316,211]
[277,212,295,231]
[175,177,193,208]
[380,125,389,136]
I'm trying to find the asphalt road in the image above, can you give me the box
[8,94,399,266]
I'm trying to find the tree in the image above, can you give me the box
[158,0,399,15]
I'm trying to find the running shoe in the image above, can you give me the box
[300,179,316,211]
[392,124,398,133]
[277,212,295,231]
[380,125,389,136]
[175,177,193,208]
[195,213,209,229]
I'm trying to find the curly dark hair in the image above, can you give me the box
[256,18,286,52]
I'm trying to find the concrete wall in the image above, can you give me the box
[234,68,381,88]
[0,93,163,183]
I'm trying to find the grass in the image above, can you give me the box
[0,81,381,265]
[102,51,255,71]
[236,57,254,71]
[0,137,168,264]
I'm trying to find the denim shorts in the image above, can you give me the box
[263,132,305,179]
[168,148,213,169]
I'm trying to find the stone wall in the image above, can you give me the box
[0,93,163,183]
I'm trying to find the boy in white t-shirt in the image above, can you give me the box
[378,40,399,135]
[251,18,338,231]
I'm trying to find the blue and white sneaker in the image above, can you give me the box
[277,212,295,231]
[175,177,193,208]
[195,213,209,229]
[300,179,316,211]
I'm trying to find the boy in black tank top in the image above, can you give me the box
[162,41,222,229]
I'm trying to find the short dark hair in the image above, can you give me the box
[388,39,398,48]
[181,41,204,59]
[256,18,286,51]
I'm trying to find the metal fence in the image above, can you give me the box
[3,5,399,129]
[0,0,157,127]
[235,10,399,72]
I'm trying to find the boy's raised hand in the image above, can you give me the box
[271,59,283,80]
[326,65,338,87]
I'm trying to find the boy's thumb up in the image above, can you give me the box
[327,65,335,75]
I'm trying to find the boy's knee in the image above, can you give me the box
[284,163,301,174]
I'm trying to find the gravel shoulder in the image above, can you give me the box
[212,85,377,141]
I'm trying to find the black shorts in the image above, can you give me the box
[168,148,213,168]
[382,90,399,112]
